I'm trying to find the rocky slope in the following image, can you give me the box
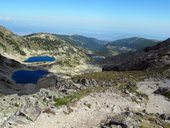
[102,38,170,71]
[24,33,88,56]
[100,37,159,57]
[2,79,170,128]
[0,26,89,61]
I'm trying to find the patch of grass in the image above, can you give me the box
[111,51,119,56]
[118,83,138,93]
[43,108,56,115]
[136,92,149,100]
[54,87,107,107]
[163,122,170,128]
[136,113,170,128]
[73,70,148,81]
[165,92,170,99]
[133,114,162,128]
[0,93,4,97]
[58,58,80,67]
[73,68,169,94]
[140,122,159,128]
[73,71,148,94]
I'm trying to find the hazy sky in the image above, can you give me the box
[0,0,170,40]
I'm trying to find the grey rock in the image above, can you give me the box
[1,116,30,128]
[154,87,170,98]
[160,114,170,120]
[76,78,98,87]
[101,112,140,128]
[17,103,41,122]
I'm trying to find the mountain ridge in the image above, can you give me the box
[100,37,160,57]
[0,26,89,61]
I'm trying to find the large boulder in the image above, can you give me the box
[154,87,170,99]
[17,103,41,121]
[101,112,140,128]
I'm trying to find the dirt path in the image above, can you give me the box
[15,90,141,128]
[14,80,170,128]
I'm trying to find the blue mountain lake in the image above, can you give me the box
[12,70,49,84]
[24,56,55,63]
[87,54,105,63]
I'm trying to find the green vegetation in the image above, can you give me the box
[131,113,170,128]
[73,67,168,81]
[0,27,89,58]
[111,51,119,56]
[164,92,170,99]
[99,46,119,57]
[58,58,81,67]
[72,71,145,100]
[73,70,148,81]
[163,123,170,128]
[0,43,6,51]
[62,35,105,51]
[72,69,167,98]
[29,37,64,51]
[54,87,107,107]
[0,31,5,39]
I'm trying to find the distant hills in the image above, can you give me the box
[99,37,160,57]
[54,34,106,51]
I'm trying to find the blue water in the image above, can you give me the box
[88,54,105,63]
[24,56,55,63]
[92,56,105,63]
[86,54,105,62]
[12,70,49,84]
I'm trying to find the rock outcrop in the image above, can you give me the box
[154,87,170,99]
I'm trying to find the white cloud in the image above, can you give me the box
[0,16,11,21]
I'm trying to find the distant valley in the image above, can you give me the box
[0,26,160,59]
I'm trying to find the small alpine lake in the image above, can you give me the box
[87,54,105,63]
[12,70,49,84]
[24,56,56,63]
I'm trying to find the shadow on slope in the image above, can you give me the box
[0,54,62,95]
